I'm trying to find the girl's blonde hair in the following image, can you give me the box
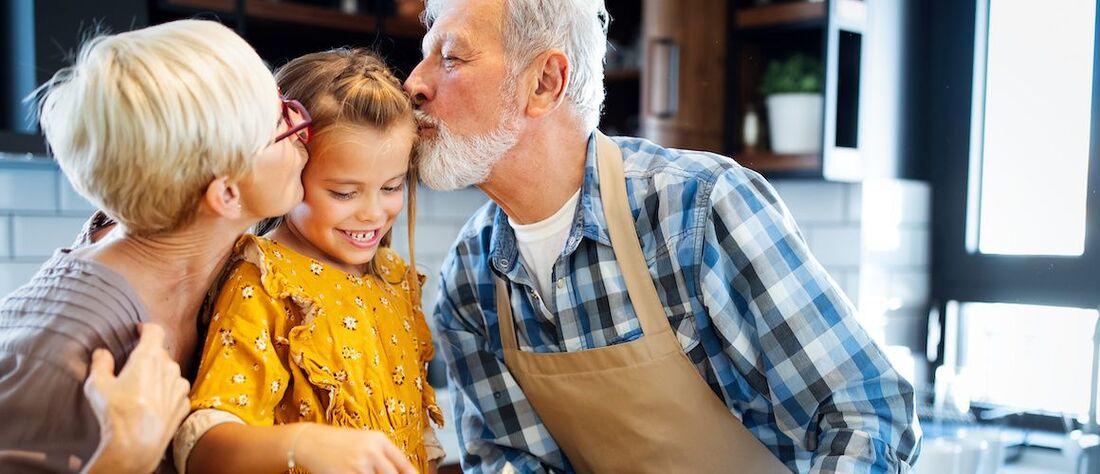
[262,48,419,278]
[36,20,280,236]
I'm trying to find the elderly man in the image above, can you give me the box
[404,0,921,472]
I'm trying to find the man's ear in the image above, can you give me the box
[203,176,243,220]
[525,49,570,118]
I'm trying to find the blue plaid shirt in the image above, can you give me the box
[433,134,921,473]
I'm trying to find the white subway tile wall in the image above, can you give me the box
[0,162,96,295]
[771,181,850,224]
[59,176,98,213]
[0,169,57,212]
[12,216,88,258]
[810,225,863,267]
[0,217,9,259]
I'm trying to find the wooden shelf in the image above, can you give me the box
[162,0,425,38]
[735,2,826,30]
[736,151,821,173]
[605,68,640,81]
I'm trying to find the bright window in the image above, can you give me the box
[951,302,1098,417]
[970,0,1096,256]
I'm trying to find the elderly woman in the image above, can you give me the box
[0,20,309,473]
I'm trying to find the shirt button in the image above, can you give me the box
[556,279,565,290]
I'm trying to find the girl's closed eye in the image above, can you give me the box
[329,189,357,200]
[382,183,405,194]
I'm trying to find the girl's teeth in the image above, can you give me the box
[347,230,375,241]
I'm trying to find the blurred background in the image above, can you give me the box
[2,0,1100,472]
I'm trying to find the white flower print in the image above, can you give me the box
[398,401,407,414]
[334,370,348,382]
[372,353,380,367]
[219,328,235,347]
[415,376,423,391]
[380,296,390,307]
[299,399,312,417]
[341,346,362,360]
[364,381,374,397]
[402,319,411,333]
[241,285,254,299]
[390,334,398,346]
[310,261,323,275]
[236,394,249,407]
[392,365,406,385]
[386,398,398,413]
[343,316,358,331]
[232,373,246,384]
[255,330,268,352]
[209,396,222,408]
[335,283,343,291]
[354,296,364,308]
[272,249,283,259]
[270,380,281,393]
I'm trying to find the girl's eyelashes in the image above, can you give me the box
[329,190,356,200]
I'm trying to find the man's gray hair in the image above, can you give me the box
[424,0,609,132]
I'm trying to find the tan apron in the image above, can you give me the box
[492,134,791,473]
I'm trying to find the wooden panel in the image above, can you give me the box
[735,151,821,173]
[640,0,727,152]
[163,0,425,37]
[735,2,827,30]
[641,122,724,152]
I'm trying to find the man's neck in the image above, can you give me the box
[481,123,591,225]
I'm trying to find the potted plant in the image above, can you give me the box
[759,53,823,154]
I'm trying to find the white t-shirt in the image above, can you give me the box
[509,189,582,301]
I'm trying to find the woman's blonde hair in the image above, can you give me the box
[266,48,419,278]
[35,19,280,236]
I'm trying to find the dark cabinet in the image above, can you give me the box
[638,0,911,181]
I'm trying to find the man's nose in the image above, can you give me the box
[404,62,431,107]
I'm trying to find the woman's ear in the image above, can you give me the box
[525,49,570,118]
[203,176,243,220]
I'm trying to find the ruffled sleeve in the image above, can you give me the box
[188,257,293,425]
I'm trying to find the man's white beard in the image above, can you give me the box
[416,109,521,191]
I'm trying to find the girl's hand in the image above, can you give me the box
[82,323,191,473]
[295,424,418,474]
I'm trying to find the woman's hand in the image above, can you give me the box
[294,424,418,474]
[82,324,191,474]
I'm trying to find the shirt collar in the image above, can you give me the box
[488,132,614,279]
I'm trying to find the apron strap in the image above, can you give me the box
[496,277,520,352]
[593,133,669,337]
[494,132,672,353]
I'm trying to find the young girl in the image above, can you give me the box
[173,48,444,474]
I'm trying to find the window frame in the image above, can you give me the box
[924,0,1100,422]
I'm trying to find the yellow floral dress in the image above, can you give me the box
[189,235,444,472]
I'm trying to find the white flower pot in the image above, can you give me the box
[765,93,823,154]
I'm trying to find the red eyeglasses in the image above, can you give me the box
[274,97,313,145]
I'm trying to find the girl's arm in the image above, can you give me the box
[188,422,416,474]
